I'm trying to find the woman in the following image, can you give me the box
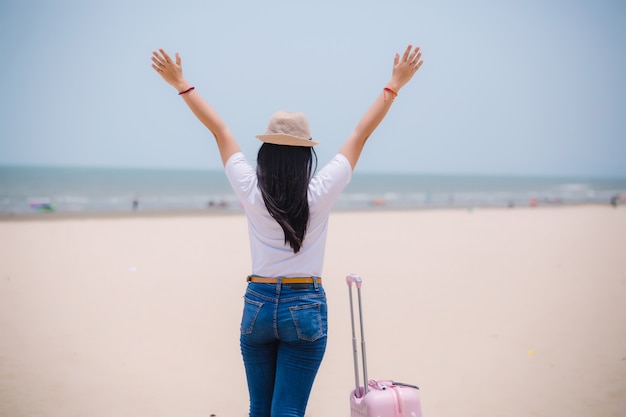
[151,44,423,417]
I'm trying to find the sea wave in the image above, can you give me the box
[2,166,625,215]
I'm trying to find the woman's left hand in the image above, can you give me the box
[151,48,189,92]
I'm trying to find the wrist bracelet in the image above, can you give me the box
[178,86,195,95]
[383,87,398,102]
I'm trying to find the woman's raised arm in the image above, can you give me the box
[151,49,240,166]
[339,45,423,170]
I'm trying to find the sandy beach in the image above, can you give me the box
[1,205,625,417]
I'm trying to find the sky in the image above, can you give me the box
[0,0,625,177]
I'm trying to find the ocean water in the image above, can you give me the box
[1,165,625,215]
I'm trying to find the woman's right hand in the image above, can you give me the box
[339,44,424,170]
[151,48,191,93]
[386,45,424,92]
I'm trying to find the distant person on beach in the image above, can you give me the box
[610,194,620,208]
[151,44,423,417]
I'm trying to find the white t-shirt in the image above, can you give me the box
[225,152,352,277]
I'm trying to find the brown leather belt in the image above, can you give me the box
[247,276,322,285]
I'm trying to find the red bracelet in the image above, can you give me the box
[384,86,398,96]
[178,86,195,95]
[383,87,398,102]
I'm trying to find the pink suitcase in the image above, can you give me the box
[347,274,423,417]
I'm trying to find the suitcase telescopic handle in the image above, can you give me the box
[346,274,368,396]
[346,273,362,288]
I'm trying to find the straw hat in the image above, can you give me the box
[256,111,319,147]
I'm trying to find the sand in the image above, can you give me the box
[1,205,625,417]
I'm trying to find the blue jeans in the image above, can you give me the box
[240,280,328,417]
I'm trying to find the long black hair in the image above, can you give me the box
[256,143,318,253]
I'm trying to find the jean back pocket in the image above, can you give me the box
[289,302,324,341]
[241,297,263,335]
